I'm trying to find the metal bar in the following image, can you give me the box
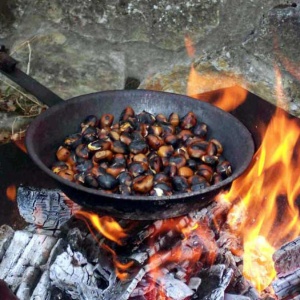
[0,47,64,107]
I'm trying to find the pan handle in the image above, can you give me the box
[0,46,64,107]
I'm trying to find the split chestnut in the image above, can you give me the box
[51,107,232,196]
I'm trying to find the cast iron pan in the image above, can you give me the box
[0,48,254,220]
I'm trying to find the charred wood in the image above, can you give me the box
[224,293,251,300]
[194,264,234,300]
[273,237,300,277]
[272,268,300,300]
[0,225,14,261]
[0,230,57,293]
[17,186,81,232]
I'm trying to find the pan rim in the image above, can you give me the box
[25,89,255,202]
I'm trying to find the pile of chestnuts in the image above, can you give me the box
[51,107,232,196]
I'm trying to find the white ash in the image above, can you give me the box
[0,225,14,260]
[49,245,97,299]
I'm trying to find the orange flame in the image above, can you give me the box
[187,65,247,111]
[222,65,300,292]
[185,35,247,110]
[6,185,17,201]
[147,218,217,296]
[75,211,127,245]
[75,211,133,280]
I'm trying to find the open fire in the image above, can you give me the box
[63,55,300,298]
[1,38,300,299]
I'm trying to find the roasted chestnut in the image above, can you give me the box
[52,107,231,196]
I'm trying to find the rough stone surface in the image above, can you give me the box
[1,0,300,117]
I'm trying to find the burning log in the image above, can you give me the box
[0,225,14,260]
[0,187,267,299]
[272,268,300,300]
[0,230,57,297]
[49,245,99,299]
[17,186,81,232]
[272,237,300,300]
[273,237,300,277]
[195,264,233,300]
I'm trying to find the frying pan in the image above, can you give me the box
[0,48,254,220]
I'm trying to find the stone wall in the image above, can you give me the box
[1,0,300,115]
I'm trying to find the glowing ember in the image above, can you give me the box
[6,185,16,201]
[222,66,300,292]
[75,211,133,280]
[147,218,217,296]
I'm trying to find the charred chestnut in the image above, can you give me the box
[132,175,154,193]
[193,122,208,137]
[180,112,197,129]
[153,173,171,185]
[97,173,119,190]
[201,155,219,165]
[93,150,114,162]
[150,183,173,196]
[119,184,132,195]
[73,159,93,173]
[178,166,194,178]
[148,124,163,136]
[164,164,177,177]
[216,160,232,178]
[128,161,148,177]
[146,134,164,150]
[81,115,98,128]
[157,145,174,158]
[156,113,167,123]
[164,134,180,148]
[64,133,82,149]
[106,163,126,178]
[149,154,163,173]
[117,171,133,186]
[58,169,74,182]
[169,112,180,127]
[210,139,223,155]
[100,113,114,128]
[84,174,99,188]
[129,139,148,154]
[119,106,135,122]
[196,164,213,182]
[172,176,189,192]
[75,144,89,159]
[52,161,69,174]
[169,154,186,169]
[112,141,129,154]
[88,139,111,152]
[120,132,133,145]
[137,111,155,125]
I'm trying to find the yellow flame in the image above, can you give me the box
[223,65,300,292]
[187,65,247,111]
[76,211,127,245]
